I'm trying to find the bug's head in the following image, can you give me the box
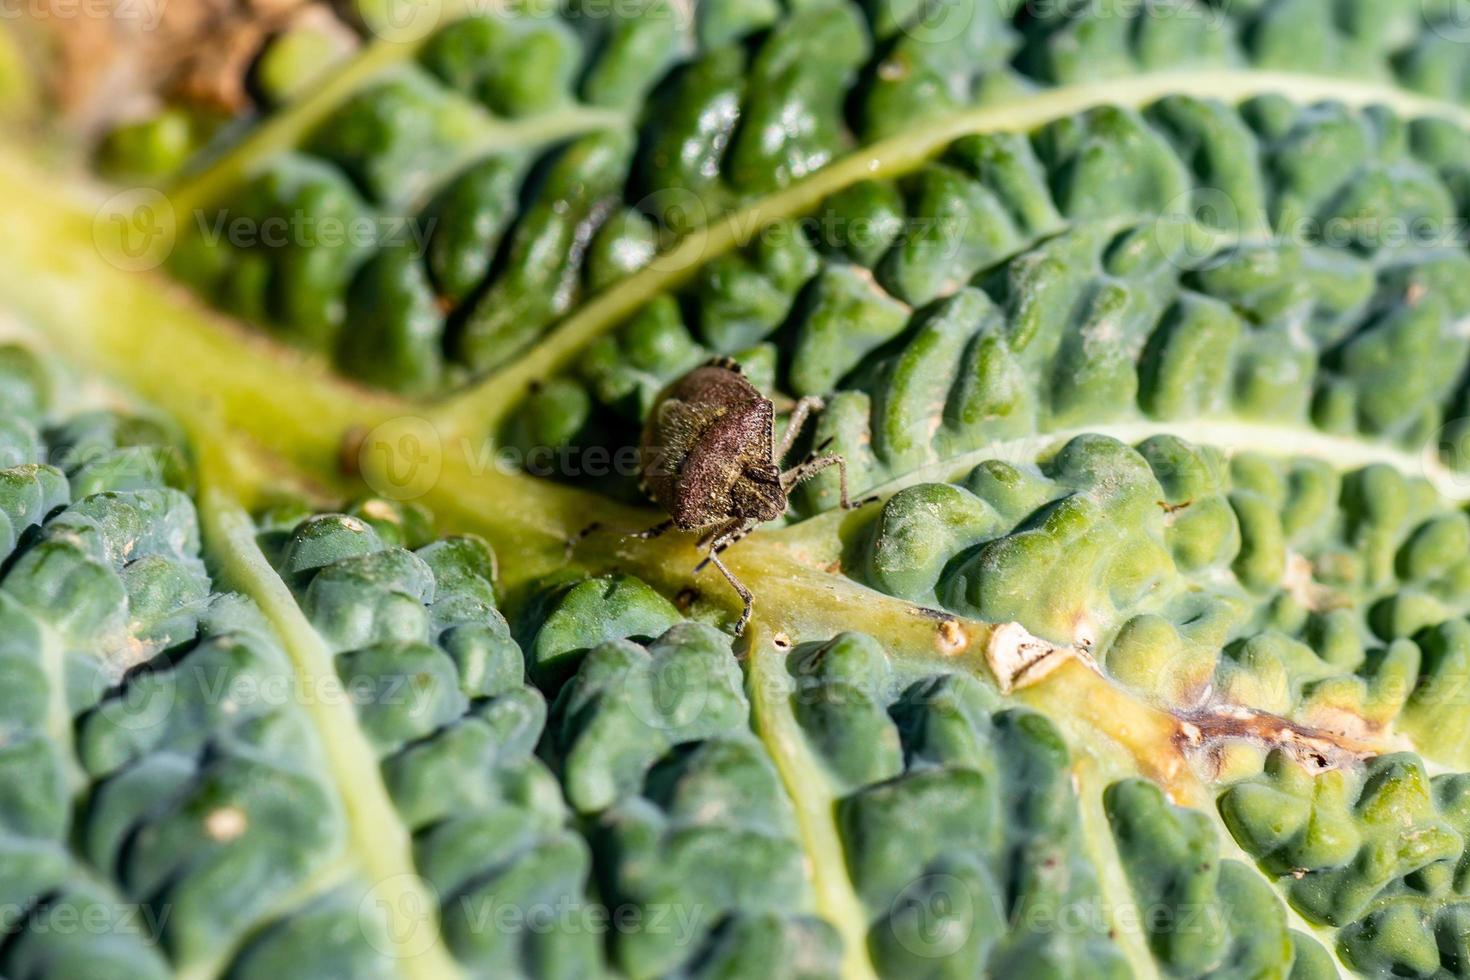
[730,461,786,523]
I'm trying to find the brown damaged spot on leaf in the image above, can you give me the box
[1015,658,1199,801]
[1283,552,1348,613]
[1175,704,1383,778]
[1299,703,1390,743]
[985,622,1097,694]
[935,617,968,657]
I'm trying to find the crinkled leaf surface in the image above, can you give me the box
[7,2,1470,978]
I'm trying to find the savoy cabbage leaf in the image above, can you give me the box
[5,2,1470,978]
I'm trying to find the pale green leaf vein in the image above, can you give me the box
[198,492,462,980]
[746,632,878,980]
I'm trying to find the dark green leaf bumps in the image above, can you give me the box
[31,1,1470,977]
[540,95,1470,496]
[0,346,1354,976]
[847,432,1470,767]
[0,345,378,978]
[165,0,1470,395]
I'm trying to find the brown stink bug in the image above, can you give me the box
[577,357,870,635]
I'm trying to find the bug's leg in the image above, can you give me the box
[704,547,755,636]
[564,522,601,560]
[693,518,743,566]
[774,396,826,463]
[781,453,879,510]
[688,520,757,634]
[715,523,756,554]
[695,520,757,572]
[693,523,728,552]
[564,518,675,560]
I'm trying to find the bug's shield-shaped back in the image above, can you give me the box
[639,372,779,529]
